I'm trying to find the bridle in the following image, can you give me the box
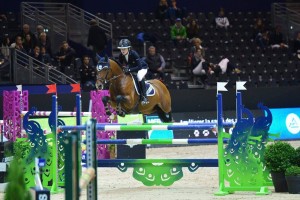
[96,60,122,88]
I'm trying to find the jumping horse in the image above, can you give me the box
[95,56,172,122]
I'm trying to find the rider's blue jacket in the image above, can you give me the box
[118,50,148,72]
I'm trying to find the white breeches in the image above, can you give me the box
[137,69,148,81]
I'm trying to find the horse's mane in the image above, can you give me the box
[109,57,123,70]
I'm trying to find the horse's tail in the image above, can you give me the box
[155,105,173,122]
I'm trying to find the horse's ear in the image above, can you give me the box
[103,55,110,67]
[96,54,102,62]
[105,55,109,62]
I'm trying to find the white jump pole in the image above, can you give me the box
[21,111,91,117]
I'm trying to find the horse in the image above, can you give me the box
[95,56,172,122]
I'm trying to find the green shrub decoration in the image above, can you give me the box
[264,141,296,172]
[5,158,32,200]
[294,147,300,166]
[13,138,31,161]
[285,165,300,176]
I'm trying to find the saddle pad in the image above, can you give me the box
[132,75,155,96]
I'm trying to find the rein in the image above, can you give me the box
[108,74,122,82]
[97,68,123,85]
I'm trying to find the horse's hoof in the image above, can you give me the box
[109,113,115,120]
[119,112,125,117]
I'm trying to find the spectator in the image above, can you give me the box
[167,0,182,21]
[38,32,52,57]
[40,46,52,65]
[215,8,230,29]
[253,18,269,49]
[1,34,10,59]
[35,25,44,39]
[253,17,266,40]
[79,55,96,90]
[186,18,200,42]
[56,41,76,73]
[0,14,7,22]
[156,0,168,21]
[207,57,241,77]
[293,31,300,59]
[23,33,36,55]
[18,24,37,45]
[269,25,288,49]
[30,46,42,61]
[145,46,166,81]
[87,19,108,64]
[0,50,9,80]
[188,38,205,66]
[190,38,204,54]
[256,30,270,50]
[191,47,207,81]
[10,36,26,53]
[170,18,187,46]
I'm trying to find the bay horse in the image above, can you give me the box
[95,56,172,122]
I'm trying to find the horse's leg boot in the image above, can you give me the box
[140,80,149,105]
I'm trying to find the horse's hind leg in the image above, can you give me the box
[155,105,173,122]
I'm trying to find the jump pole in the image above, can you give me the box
[94,138,229,145]
[20,111,91,117]
[59,124,217,131]
[50,95,59,193]
[215,87,227,195]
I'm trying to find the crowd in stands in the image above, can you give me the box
[1,0,300,89]
[142,0,300,88]
[0,13,104,89]
[0,17,81,84]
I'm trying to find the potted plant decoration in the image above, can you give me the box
[285,165,300,194]
[264,141,296,192]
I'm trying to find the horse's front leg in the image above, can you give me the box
[102,96,112,116]
[116,95,127,117]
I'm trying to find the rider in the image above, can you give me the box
[117,39,149,105]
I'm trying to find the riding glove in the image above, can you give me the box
[123,67,130,74]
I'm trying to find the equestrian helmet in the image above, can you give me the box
[118,39,131,49]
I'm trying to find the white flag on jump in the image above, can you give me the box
[236,81,247,91]
[217,82,228,92]
[16,85,22,92]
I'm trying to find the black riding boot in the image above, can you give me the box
[139,80,149,105]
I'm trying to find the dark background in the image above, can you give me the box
[1,0,286,13]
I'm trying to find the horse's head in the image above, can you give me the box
[96,55,111,90]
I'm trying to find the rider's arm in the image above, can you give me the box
[127,51,148,72]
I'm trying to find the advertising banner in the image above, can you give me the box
[145,107,300,140]
[269,108,300,140]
